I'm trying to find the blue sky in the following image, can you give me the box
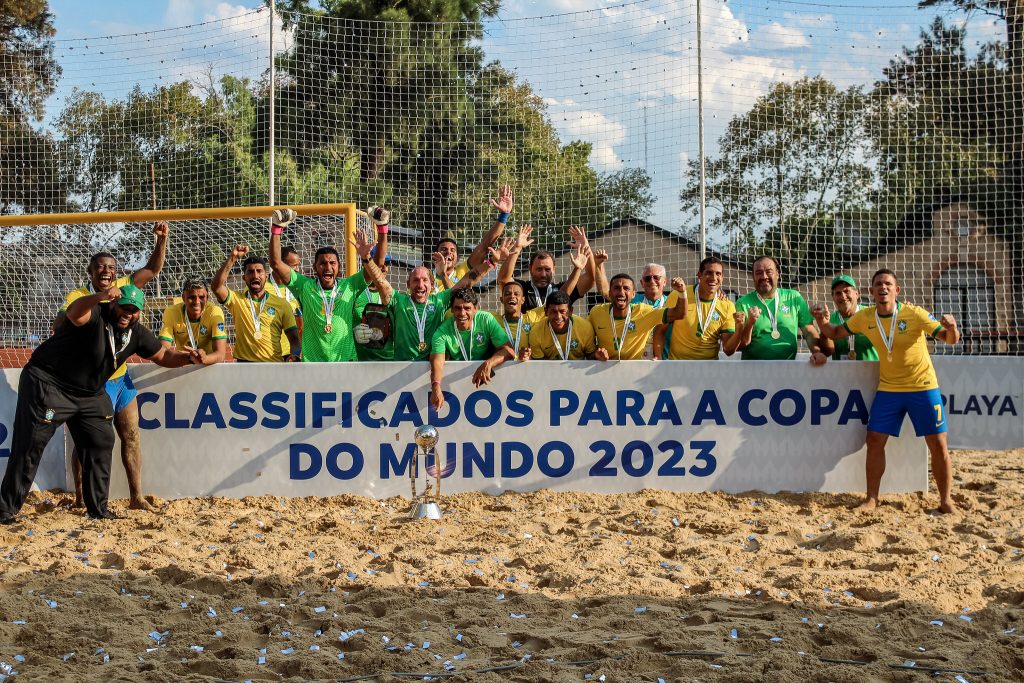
[46,0,1006,237]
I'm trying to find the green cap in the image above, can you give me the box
[116,284,145,311]
[830,274,857,290]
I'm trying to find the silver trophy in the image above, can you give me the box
[409,424,442,519]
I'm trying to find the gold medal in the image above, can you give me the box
[770,329,781,340]
[887,353,893,362]
[254,330,262,341]
[847,350,856,360]
[418,341,427,351]
[325,323,332,334]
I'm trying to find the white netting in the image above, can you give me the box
[1,0,1020,363]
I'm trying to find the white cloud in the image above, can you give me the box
[751,22,810,50]
[547,100,627,170]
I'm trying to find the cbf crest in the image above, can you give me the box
[898,320,908,333]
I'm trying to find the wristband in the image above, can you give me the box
[431,380,441,386]
[376,224,389,234]
[496,211,511,224]
[271,225,285,235]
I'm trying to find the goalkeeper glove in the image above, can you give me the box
[354,323,384,344]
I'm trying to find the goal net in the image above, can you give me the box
[2,0,1021,359]
[0,206,361,367]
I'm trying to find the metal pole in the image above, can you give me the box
[269,0,276,207]
[695,0,708,259]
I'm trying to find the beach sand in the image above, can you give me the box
[0,448,1021,681]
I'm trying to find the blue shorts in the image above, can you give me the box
[105,373,138,415]
[867,388,947,437]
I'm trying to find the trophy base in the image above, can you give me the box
[409,501,442,520]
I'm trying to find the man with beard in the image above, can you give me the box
[813,269,960,513]
[497,224,594,309]
[158,279,228,364]
[590,274,689,360]
[734,255,827,364]
[490,242,590,358]
[212,246,300,362]
[270,245,303,348]
[268,209,390,362]
[429,288,515,410]
[656,256,741,360]
[56,220,170,513]
[433,186,515,291]
[0,285,203,524]
[520,291,597,361]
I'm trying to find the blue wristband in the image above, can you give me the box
[496,211,511,223]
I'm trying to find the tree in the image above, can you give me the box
[680,76,879,280]
[0,0,64,214]
[598,168,655,221]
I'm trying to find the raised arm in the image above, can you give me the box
[593,249,611,301]
[466,185,514,270]
[268,209,297,285]
[935,313,960,345]
[367,206,390,269]
[664,277,689,323]
[132,221,170,287]
[351,227,393,306]
[451,246,502,291]
[560,240,590,298]
[567,226,596,296]
[212,244,249,303]
[497,224,533,286]
[66,288,117,326]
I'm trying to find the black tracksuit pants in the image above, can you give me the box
[0,367,115,518]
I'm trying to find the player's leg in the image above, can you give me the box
[66,394,116,519]
[863,390,906,511]
[907,388,954,513]
[115,399,152,511]
[71,447,84,508]
[0,371,66,521]
[862,431,888,511]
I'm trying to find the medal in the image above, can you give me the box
[318,282,338,337]
[549,318,574,360]
[502,315,523,355]
[611,304,633,360]
[247,292,267,342]
[182,305,200,348]
[756,292,781,341]
[693,285,711,339]
[875,303,899,365]
[410,300,429,353]
[453,314,476,361]
[531,282,553,308]
[848,350,856,360]
[107,324,133,363]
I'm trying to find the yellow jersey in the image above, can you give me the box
[528,314,597,360]
[61,275,134,380]
[434,261,471,291]
[221,289,298,362]
[269,280,301,317]
[844,303,943,392]
[667,292,736,360]
[589,295,674,360]
[158,302,227,353]
[488,307,546,354]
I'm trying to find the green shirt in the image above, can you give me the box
[353,287,394,361]
[829,308,878,361]
[390,289,457,361]
[287,269,366,362]
[430,311,510,360]
[735,288,813,360]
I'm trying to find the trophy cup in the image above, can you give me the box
[409,424,442,520]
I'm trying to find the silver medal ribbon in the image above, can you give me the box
[272,282,293,303]
[247,293,267,338]
[875,302,899,360]
[838,304,861,356]
[364,288,380,305]
[182,305,199,349]
[755,292,780,337]
[410,301,429,349]
[693,286,711,337]
[612,304,633,360]
[454,314,476,361]
[502,316,523,355]
[549,319,574,360]
[319,283,338,328]
[107,324,132,364]
[531,283,553,307]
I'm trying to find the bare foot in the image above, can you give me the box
[71,498,85,510]
[855,498,878,512]
[128,497,156,512]
[937,500,958,514]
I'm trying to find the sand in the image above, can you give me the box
[0,448,1022,682]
